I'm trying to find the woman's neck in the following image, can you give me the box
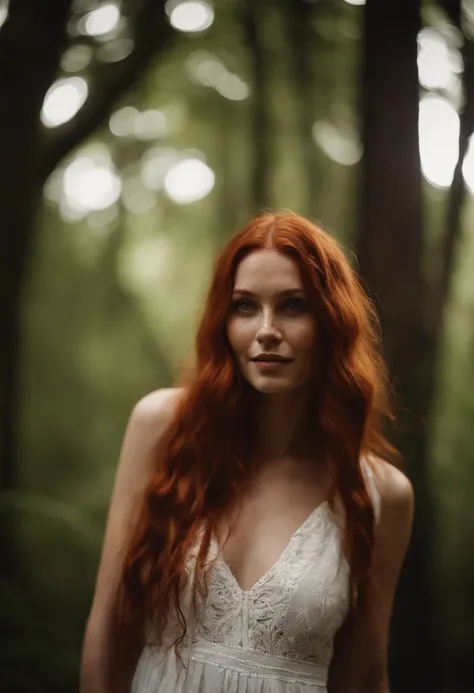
[252,386,315,461]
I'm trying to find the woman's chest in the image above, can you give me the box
[212,470,337,593]
[187,497,350,659]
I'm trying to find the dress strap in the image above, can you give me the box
[360,455,381,522]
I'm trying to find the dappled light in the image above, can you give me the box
[417,28,462,92]
[109,105,139,136]
[43,169,63,205]
[419,95,459,188]
[62,153,122,216]
[96,36,134,63]
[463,1,474,40]
[461,136,474,194]
[0,0,9,30]
[166,0,214,33]
[186,50,249,100]
[3,2,474,692]
[134,109,167,140]
[41,77,88,128]
[80,3,120,37]
[61,44,93,72]
[109,106,167,138]
[164,157,215,203]
[312,120,362,166]
[140,147,180,191]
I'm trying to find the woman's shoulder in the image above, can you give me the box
[367,456,413,504]
[132,387,186,427]
[365,455,414,533]
[114,388,188,483]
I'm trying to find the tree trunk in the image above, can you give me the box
[216,98,244,235]
[430,28,474,693]
[282,0,321,218]
[357,1,440,691]
[0,0,74,583]
[429,34,474,344]
[241,0,272,213]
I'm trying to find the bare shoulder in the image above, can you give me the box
[110,388,183,501]
[132,386,186,422]
[369,456,414,518]
[131,387,185,433]
[368,456,414,571]
[84,387,187,634]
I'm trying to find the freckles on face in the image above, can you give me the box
[225,249,317,392]
[228,311,314,355]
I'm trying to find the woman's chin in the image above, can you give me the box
[248,378,294,394]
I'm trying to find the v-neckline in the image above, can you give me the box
[212,500,329,595]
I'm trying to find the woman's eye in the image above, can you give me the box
[281,298,307,311]
[232,300,255,313]
[231,298,307,315]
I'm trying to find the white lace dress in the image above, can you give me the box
[131,463,380,693]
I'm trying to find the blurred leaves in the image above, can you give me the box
[1,1,474,692]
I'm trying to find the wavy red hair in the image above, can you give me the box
[112,211,398,687]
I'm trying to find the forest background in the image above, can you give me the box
[0,1,472,692]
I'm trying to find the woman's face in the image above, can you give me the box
[226,249,317,394]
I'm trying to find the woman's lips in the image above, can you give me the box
[251,359,292,372]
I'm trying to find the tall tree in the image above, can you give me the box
[0,0,174,583]
[360,1,474,689]
[431,1,474,685]
[241,0,272,212]
[357,1,439,691]
[283,0,321,218]
[434,0,474,359]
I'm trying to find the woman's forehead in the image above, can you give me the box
[233,249,303,291]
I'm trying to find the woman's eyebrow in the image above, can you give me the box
[232,288,305,297]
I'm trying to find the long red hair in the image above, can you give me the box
[113,211,398,686]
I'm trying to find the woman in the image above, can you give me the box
[80,211,414,693]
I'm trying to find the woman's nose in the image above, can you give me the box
[255,310,282,343]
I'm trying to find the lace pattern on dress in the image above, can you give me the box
[156,455,381,677]
[177,502,351,673]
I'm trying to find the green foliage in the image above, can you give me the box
[7,1,474,692]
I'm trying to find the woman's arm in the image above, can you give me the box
[328,460,414,693]
[79,388,183,693]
